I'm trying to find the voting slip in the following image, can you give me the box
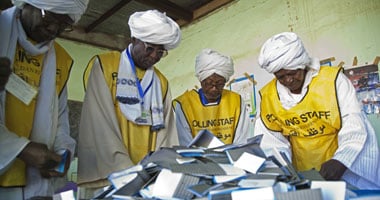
[232,152,266,174]
[212,164,247,183]
[187,182,223,198]
[5,73,38,105]
[105,165,152,198]
[152,168,199,199]
[187,129,224,148]
[139,147,179,169]
[275,188,323,200]
[208,185,240,200]
[54,149,69,173]
[170,157,226,175]
[271,148,302,184]
[311,181,346,200]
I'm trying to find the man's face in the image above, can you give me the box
[274,68,307,94]
[131,38,167,70]
[201,73,226,103]
[20,4,74,43]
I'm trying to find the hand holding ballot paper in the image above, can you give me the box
[17,142,71,178]
[42,149,71,178]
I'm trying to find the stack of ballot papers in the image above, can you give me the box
[90,131,353,200]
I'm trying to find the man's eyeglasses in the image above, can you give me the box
[202,80,226,90]
[41,9,74,32]
[142,41,168,58]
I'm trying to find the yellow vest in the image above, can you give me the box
[0,42,73,187]
[173,89,241,144]
[83,51,168,164]
[260,66,342,171]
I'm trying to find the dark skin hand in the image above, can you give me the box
[0,57,11,91]
[18,142,71,178]
[319,159,347,180]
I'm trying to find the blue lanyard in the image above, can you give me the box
[126,49,153,105]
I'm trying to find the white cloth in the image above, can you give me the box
[258,32,316,73]
[128,10,181,50]
[77,55,178,186]
[0,7,75,199]
[116,47,164,130]
[254,68,380,189]
[12,0,89,23]
[195,48,234,82]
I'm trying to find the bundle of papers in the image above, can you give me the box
[91,132,348,200]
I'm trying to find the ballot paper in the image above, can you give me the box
[54,149,69,173]
[187,129,224,148]
[311,181,346,200]
[5,73,38,105]
[231,186,275,200]
[233,152,266,174]
[152,169,199,199]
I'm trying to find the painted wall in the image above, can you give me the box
[61,0,380,142]
[158,0,380,101]
[56,38,109,101]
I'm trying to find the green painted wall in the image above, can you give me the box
[56,38,109,101]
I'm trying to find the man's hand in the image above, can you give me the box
[0,57,11,91]
[18,142,62,177]
[40,150,72,178]
[319,159,347,180]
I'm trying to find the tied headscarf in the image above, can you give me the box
[12,0,89,23]
[195,48,234,82]
[128,10,181,50]
[258,32,314,73]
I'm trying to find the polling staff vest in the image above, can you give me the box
[173,89,241,144]
[0,42,73,187]
[260,66,342,171]
[83,51,168,164]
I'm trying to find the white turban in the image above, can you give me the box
[195,48,234,82]
[12,0,89,23]
[258,32,312,73]
[128,10,181,50]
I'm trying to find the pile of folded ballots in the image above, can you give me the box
[91,130,356,200]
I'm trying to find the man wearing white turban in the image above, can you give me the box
[254,32,380,189]
[77,10,181,198]
[173,49,251,145]
[0,0,89,199]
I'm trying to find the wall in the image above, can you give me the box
[63,0,380,140]
[157,0,380,101]
[56,38,109,101]
[155,0,380,138]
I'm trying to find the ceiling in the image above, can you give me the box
[1,0,236,50]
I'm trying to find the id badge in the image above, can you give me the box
[5,73,38,105]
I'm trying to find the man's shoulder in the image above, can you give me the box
[96,51,121,59]
[153,67,168,82]
[54,42,72,59]
[175,89,198,101]
[223,89,242,98]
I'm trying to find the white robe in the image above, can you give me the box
[77,56,179,188]
[0,6,75,199]
[254,68,380,189]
